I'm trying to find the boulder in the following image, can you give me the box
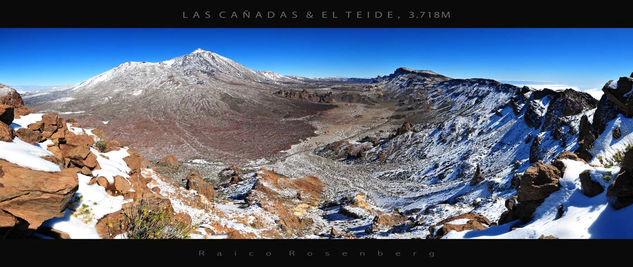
[606,170,633,209]
[579,170,604,197]
[96,176,109,188]
[0,123,14,142]
[428,213,491,239]
[0,84,25,107]
[0,160,78,230]
[0,104,14,125]
[112,176,132,195]
[555,151,586,163]
[64,132,94,147]
[371,210,408,230]
[157,154,181,169]
[15,128,43,144]
[184,170,216,201]
[339,205,370,219]
[499,162,562,224]
[123,149,149,174]
[518,162,562,202]
[66,145,91,160]
[395,121,413,136]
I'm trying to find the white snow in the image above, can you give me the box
[443,158,632,239]
[43,174,130,239]
[59,111,85,115]
[92,147,131,184]
[51,97,75,103]
[0,138,60,172]
[590,114,633,165]
[10,113,43,129]
[446,218,470,225]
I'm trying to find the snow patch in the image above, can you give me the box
[43,174,131,239]
[0,138,60,172]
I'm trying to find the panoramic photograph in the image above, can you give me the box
[1,28,633,240]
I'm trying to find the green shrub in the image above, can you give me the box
[95,140,107,153]
[122,200,195,239]
[613,151,625,165]
[603,173,612,182]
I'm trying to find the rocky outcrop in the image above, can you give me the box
[593,76,633,136]
[123,149,149,174]
[529,134,542,163]
[245,169,323,237]
[576,115,596,161]
[470,165,484,186]
[524,100,545,129]
[369,210,408,233]
[0,84,24,108]
[0,105,14,125]
[499,161,563,224]
[184,170,216,202]
[394,121,413,136]
[0,122,13,142]
[428,213,492,239]
[542,89,597,132]
[0,160,78,230]
[317,140,374,160]
[157,154,181,170]
[606,148,633,209]
[273,89,335,103]
[28,114,102,171]
[579,170,604,197]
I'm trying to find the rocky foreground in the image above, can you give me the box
[5,68,633,239]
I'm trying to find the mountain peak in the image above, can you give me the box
[192,48,209,54]
[394,67,440,76]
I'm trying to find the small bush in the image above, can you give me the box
[613,151,625,165]
[122,200,195,239]
[95,140,107,153]
[603,173,613,182]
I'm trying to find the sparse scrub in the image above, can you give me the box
[122,200,196,239]
[95,140,107,153]
[603,173,612,182]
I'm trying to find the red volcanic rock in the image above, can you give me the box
[123,149,150,174]
[0,160,78,230]
[184,170,216,201]
[15,128,43,144]
[428,213,491,239]
[0,123,14,142]
[0,84,24,108]
[157,154,181,169]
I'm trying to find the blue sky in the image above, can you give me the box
[1,28,632,91]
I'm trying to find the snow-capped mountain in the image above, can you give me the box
[23,49,333,162]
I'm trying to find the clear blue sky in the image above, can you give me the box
[1,28,632,91]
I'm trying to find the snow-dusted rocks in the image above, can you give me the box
[428,212,492,239]
[0,160,78,232]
